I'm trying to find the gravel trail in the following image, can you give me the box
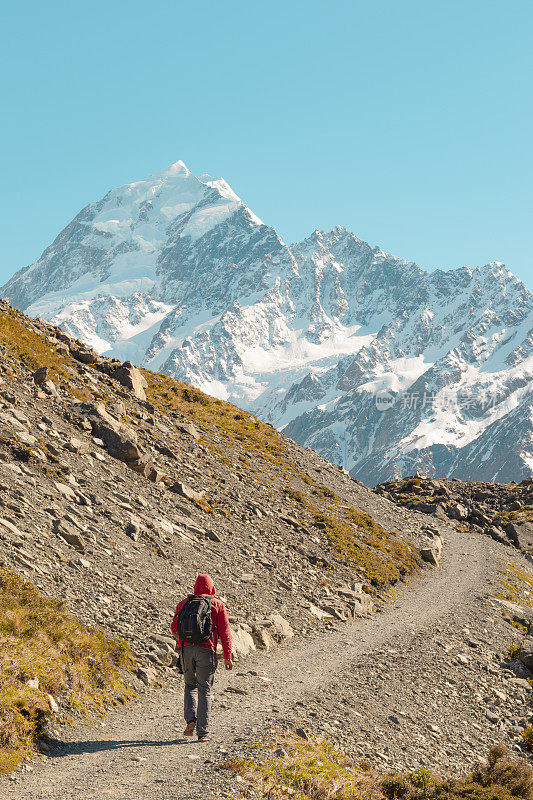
[5,525,516,800]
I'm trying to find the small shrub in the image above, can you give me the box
[224,738,533,800]
[522,726,533,753]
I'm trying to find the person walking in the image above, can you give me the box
[171,573,232,742]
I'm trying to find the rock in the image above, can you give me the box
[55,522,86,552]
[72,348,98,365]
[510,678,531,690]
[66,437,89,455]
[319,602,348,621]
[32,366,48,385]
[54,482,78,502]
[446,502,468,521]
[251,626,274,650]
[205,529,223,542]
[494,598,533,628]
[486,710,500,723]
[125,520,141,541]
[267,614,294,641]
[230,625,256,660]
[519,636,533,670]
[137,666,158,686]
[349,592,375,616]
[113,361,148,402]
[295,727,309,740]
[0,518,30,539]
[281,515,301,530]
[508,522,533,551]
[42,379,59,397]
[47,695,59,713]
[15,430,37,446]
[26,677,39,690]
[147,467,164,484]
[170,481,206,502]
[305,602,334,620]
[74,403,147,469]
[176,422,200,440]
[420,546,440,566]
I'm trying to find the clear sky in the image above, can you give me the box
[1,0,532,287]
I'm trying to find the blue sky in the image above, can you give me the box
[1,0,532,287]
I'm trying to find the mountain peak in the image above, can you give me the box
[2,163,531,486]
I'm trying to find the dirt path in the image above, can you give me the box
[5,525,514,800]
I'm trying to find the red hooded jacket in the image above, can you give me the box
[171,574,232,661]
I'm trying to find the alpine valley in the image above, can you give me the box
[2,161,532,484]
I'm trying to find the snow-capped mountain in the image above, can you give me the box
[3,160,533,484]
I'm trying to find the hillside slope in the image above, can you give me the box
[2,161,532,484]
[0,299,436,760]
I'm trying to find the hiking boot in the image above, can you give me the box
[183,720,196,737]
[197,735,212,742]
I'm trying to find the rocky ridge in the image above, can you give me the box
[375,475,533,552]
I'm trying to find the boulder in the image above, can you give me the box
[176,422,200,440]
[74,403,146,468]
[54,482,78,502]
[507,522,533,551]
[414,502,447,520]
[267,614,294,641]
[55,522,86,552]
[446,502,468,521]
[66,437,89,455]
[519,636,533,670]
[32,366,49,385]
[305,602,334,620]
[72,348,98,365]
[47,694,59,713]
[147,467,164,484]
[137,666,158,686]
[349,592,375,616]
[230,625,256,660]
[251,626,274,650]
[205,529,223,542]
[112,361,148,401]
[170,481,205,502]
[125,520,141,541]
[420,546,440,566]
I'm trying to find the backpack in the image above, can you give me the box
[174,595,213,644]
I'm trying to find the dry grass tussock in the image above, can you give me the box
[224,737,533,800]
[0,310,89,401]
[0,569,136,774]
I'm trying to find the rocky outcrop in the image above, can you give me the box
[72,402,151,474]
[112,361,147,401]
[375,475,533,553]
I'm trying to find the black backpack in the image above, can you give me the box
[174,595,213,644]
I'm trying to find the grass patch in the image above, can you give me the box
[522,726,533,753]
[288,477,419,588]
[141,369,287,464]
[0,306,88,400]
[494,563,533,609]
[0,568,135,773]
[224,736,533,800]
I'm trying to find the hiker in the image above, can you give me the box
[171,573,232,742]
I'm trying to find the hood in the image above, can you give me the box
[194,574,216,595]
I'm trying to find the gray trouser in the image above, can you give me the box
[182,645,217,738]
